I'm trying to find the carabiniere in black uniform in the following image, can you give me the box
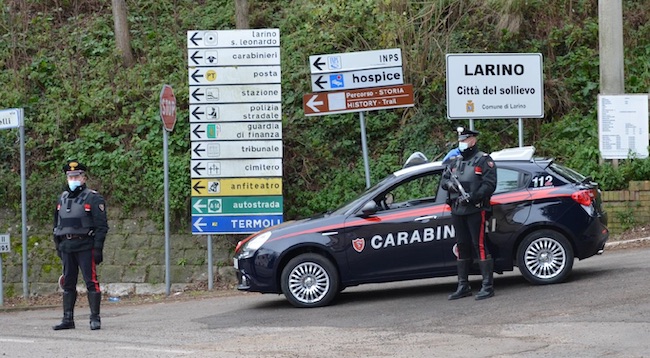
[52,160,108,330]
[441,127,497,300]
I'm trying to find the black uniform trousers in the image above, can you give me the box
[452,210,490,261]
[61,243,100,293]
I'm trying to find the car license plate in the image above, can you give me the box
[233,258,238,269]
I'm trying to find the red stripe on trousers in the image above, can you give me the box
[478,211,487,260]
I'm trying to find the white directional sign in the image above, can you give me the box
[309,48,402,74]
[188,29,283,234]
[189,103,281,122]
[192,140,283,159]
[191,158,283,178]
[189,84,281,104]
[190,122,281,141]
[187,29,280,49]
[0,108,21,130]
[446,53,544,119]
[188,48,281,66]
[311,66,403,92]
[189,66,281,85]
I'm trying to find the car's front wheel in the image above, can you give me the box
[517,230,574,285]
[281,253,339,308]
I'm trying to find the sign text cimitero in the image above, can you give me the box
[160,85,177,132]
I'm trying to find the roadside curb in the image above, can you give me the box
[605,236,650,249]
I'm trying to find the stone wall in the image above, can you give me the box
[0,207,241,298]
[601,181,650,235]
[2,181,649,298]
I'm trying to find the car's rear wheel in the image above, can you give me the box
[517,230,574,285]
[281,253,339,308]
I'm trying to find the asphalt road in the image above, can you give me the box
[1,246,649,358]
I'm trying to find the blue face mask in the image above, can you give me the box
[68,180,82,191]
[458,142,469,152]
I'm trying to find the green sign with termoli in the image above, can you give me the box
[191,196,283,215]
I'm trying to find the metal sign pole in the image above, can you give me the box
[359,112,371,189]
[518,118,524,147]
[0,254,4,305]
[207,235,213,290]
[19,109,28,298]
[163,129,171,296]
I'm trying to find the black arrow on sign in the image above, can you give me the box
[191,88,204,102]
[193,143,206,157]
[192,180,206,194]
[190,51,203,65]
[314,75,327,90]
[191,69,204,83]
[190,32,202,46]
[192,162,205,176]
[191,106,205,120]
[192,125,205,139]
[312,57,326,71]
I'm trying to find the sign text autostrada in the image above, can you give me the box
[187,29,283,234]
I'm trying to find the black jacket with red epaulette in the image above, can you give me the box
[53,184,109,253]
[441,145,497,216]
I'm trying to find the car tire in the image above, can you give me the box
[516,230,574,285]
[281,253,339,308]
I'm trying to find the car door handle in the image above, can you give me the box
[415,215,437,222]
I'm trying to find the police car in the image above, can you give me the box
[234,146,609,308]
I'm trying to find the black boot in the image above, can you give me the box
[88,291,102,330]
[475,258,495,300]
[53,291,77,330]
[448,259,473,300]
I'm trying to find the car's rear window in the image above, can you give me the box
[548,162,586,184]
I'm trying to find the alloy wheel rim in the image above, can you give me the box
[524,237,566,279]
[288,262,330,304]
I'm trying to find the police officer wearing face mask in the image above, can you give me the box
[52,160,108,330]
[441,127,497,300]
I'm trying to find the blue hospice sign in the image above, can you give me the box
[192,214,283,234]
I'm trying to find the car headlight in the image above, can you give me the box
[239,231,272,258]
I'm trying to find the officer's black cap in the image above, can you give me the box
[63,160,87,176]
[457,127,480,140]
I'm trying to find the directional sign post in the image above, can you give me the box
[305,48,411,189]
[0,108,21,129]
[188,28,283,238]
[1,108,28,298]
[309,48,402,74]
[310,66,404,92]
[303,84,414,116]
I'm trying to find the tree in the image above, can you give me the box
[112,0,135,68]
[235,0,249,29]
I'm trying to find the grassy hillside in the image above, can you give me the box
[1,0,649,228]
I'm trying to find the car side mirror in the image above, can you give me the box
[360,200,379,215]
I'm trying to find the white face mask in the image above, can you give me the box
[458,142,469,152]
[68,180,82,191]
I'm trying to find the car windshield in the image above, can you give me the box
[330,174,396,215]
